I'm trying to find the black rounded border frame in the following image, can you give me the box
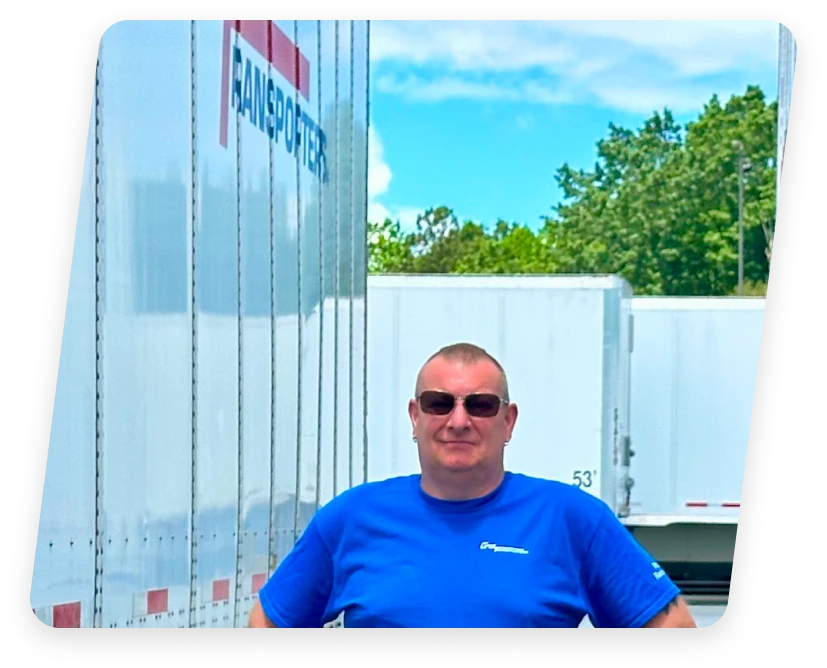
[11,4,808,663]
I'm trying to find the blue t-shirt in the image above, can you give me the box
[258,472,680,628]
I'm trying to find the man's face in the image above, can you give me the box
[408,357,518,476]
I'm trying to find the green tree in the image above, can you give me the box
[368,218,414,273]
[408,207,487,273]
[545,85,777,295]
[455,221,557,274]
[368,208,555,275]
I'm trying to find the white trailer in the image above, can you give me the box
[621,297,764,590]
[31,20,370,628]
[366,274,635,516]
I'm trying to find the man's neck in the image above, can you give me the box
[419,467,505,501]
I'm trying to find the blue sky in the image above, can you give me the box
[367,20,782,232]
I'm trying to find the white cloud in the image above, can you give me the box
[368,200,392,225]
[368,126,391,198]
[370,20,780,113]
[591,83,721,116]
[367,124,422,229]
[377,74,520,102]
[368,125,392,224]
[394,207,423,232]
[371,21,574,72]
[368,201,424,231]
[553,20,779,76]
[377,74,573,105]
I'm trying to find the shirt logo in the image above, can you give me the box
[652,561,667,580]
[479,541,529,555]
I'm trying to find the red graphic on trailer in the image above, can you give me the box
[220,20,309,147]
[219,20,326,182]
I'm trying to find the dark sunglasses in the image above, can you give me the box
[417,390,507,418]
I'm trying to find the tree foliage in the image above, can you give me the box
[368,86,777,296]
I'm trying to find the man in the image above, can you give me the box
[249,342,696,628]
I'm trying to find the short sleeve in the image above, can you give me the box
[579,502,681,628]
[257,518,335,628]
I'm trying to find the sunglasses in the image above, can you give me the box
[417,390,507,418]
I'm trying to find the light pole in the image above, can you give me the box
[732,140,751,296]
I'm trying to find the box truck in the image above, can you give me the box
[30,19,370,628]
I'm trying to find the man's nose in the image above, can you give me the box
[446,400,471,429]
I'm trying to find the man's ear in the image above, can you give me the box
[408,398,419,432]
[504,402,518,441]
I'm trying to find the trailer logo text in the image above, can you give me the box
[220,20,328,183]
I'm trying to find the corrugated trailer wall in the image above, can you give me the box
[30,20,369,628]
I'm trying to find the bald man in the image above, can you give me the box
[248,342,695,628]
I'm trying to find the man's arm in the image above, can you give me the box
[248,599,278,628]
[576,495,700,628]
[245,515,335,627]
[642,596,697,628]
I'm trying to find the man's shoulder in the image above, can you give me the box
[506,472,625,554]
[318,475,419,515]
